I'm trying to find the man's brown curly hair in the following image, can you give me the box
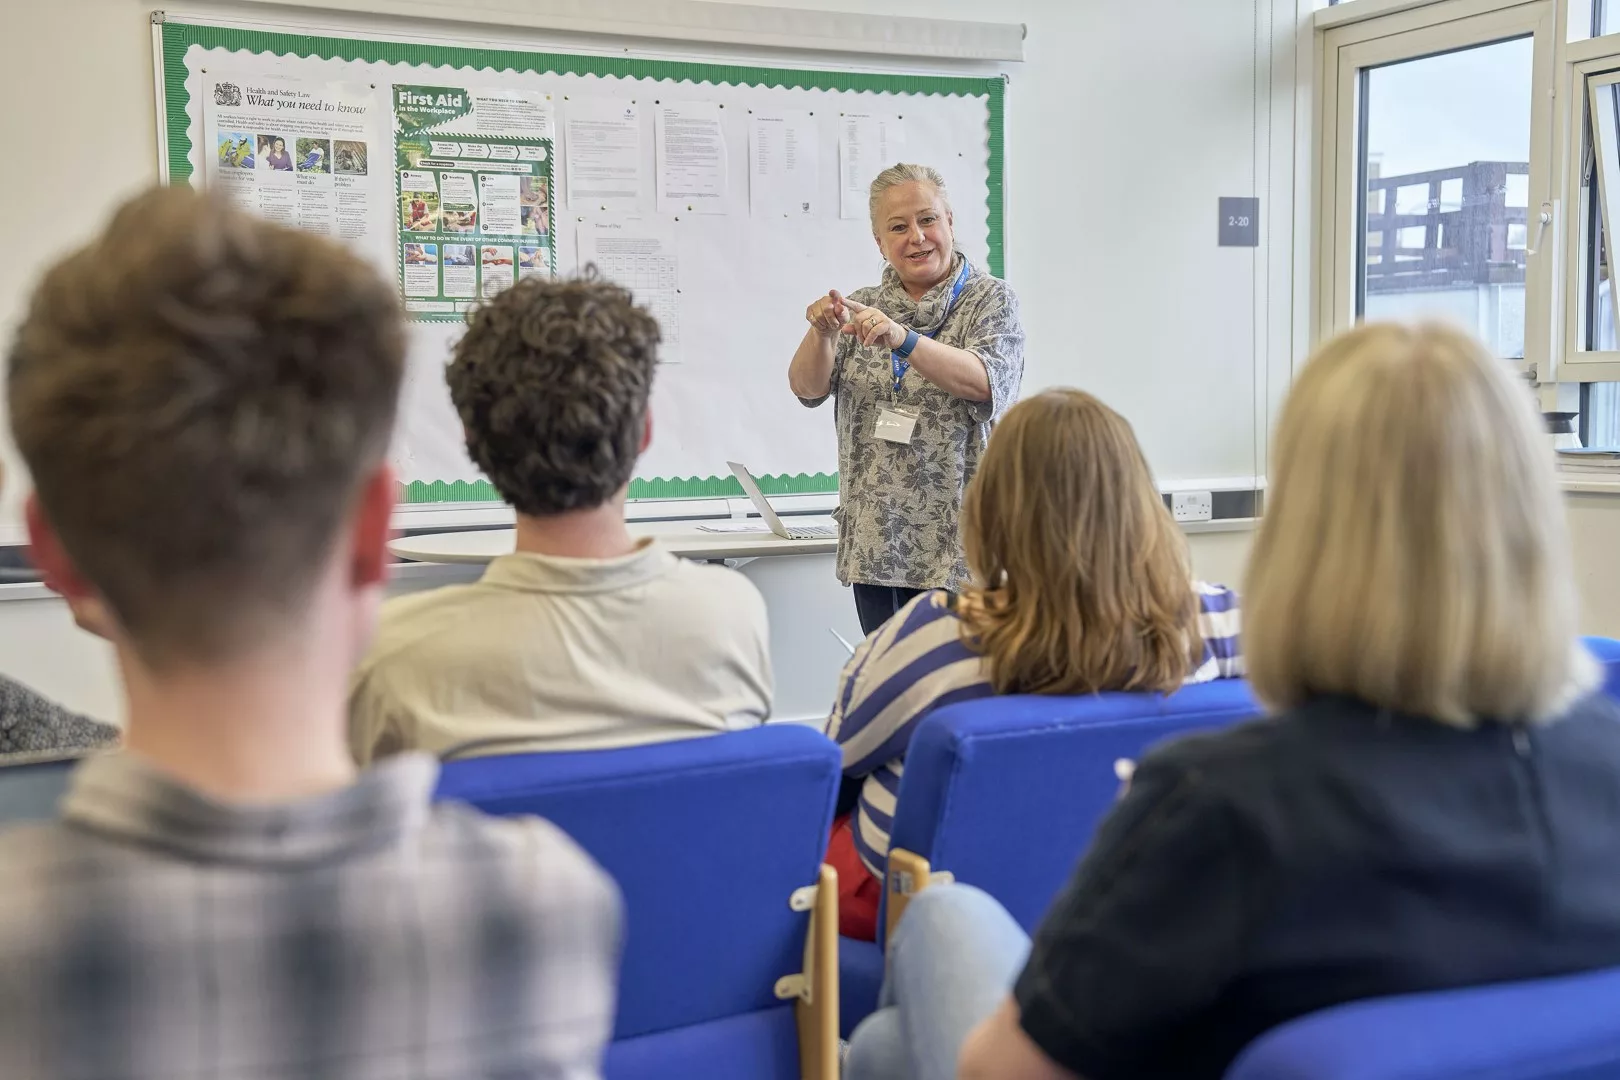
[447,272,661,516]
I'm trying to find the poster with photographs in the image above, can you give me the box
[392,83,555,321]
[201,72,381,247]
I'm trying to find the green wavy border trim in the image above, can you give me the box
[401,473,837,504]
[161,20,1004,501]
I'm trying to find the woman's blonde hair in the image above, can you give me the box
[1245,322,1596,726]
[868,163,951,229]
[958,389,1202,695]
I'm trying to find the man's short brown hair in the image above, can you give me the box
[446,273,659,516]
[8,186,404,664]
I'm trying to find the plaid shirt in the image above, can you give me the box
[0,751,621,1080]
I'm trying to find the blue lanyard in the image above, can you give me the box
[892,259,971,393]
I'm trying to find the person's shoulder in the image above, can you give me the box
[1193,580,1240,612]
[863,590,973,666]
[664,555,768,621]
[1133,702,1332,804]
[966,270,1018,306]
[1539,690,1620,759]
[1144,697,1429,800]
[355,582,492,675]
[0,820,89,872]
[848,284,883,306]
[1550,688,1620,726]
[0,820,132,949]
[894,588,964,634]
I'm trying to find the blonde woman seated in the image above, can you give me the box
[841,323,1620,1080]
[823,389,1242,940]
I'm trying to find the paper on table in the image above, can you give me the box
[749,110,819,218]
[656,101,729,213]
[564,99,642,212]
[839,113,907,220]
[696,521,774,534]
[577,215,683,363]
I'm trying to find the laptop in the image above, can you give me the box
[726,462,839,540]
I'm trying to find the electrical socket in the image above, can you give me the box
[1172,491,1213,523]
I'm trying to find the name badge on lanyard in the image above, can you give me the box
[891,259,972,395]
[875,407,919,445]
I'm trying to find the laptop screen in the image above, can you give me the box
[725,461,788,535]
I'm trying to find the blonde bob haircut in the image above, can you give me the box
[1245,322,1597,726]
[958,389,1203,696]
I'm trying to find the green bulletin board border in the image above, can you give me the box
[160,19,1007,502]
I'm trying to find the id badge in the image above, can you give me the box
[874,407,919,445]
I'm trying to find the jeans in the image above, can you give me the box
[853,584,927,637]
[844,885,1032,1080]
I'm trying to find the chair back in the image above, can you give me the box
[435,725,841,1080]
[0,753,82,824]
[1583,636,1620,701]
[887,679,1263,936]
[1226,966,1620,1080]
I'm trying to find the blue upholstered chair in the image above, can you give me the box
[1584,635,1620,700]
[1225,965,1620,1079]
[0,752,83,824]
[435,724,843,1080]
[837,678,1264,1034]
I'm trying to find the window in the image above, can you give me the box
[1317,0,1620,452]
[1573,69,1620,441]
[1600,0,1620,36]
[1358,38,1535,359]
[1316,1,1553,376]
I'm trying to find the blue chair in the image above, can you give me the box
[839,679,1263,1035]
[1583,636,1620,700]
[0,752,82,824]
[434,725,842,1080]
[1225,966,1620,1079]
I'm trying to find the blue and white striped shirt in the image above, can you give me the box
[824,583,1243,878]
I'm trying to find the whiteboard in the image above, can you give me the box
[157,18,1006,503]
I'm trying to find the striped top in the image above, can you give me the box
[824,584,1244,878]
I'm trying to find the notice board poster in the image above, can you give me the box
[393,83,555,321]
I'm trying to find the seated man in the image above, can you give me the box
[350,273,772,763]
[0,187,620,1079]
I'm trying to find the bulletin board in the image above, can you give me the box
[155,16,1006,503]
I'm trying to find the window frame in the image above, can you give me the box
[1314,0,1558,373]
[1556,47,1620,381]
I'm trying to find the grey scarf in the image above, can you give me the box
[872,251,983,337]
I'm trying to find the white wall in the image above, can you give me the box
[719,0,1304,485]
[2,0,1305,503]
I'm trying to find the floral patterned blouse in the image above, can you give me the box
[797,253,1025,589]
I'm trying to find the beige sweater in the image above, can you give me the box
[349,540,773,763]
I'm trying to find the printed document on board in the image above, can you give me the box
[839,112,907,219]
[564,99,643,212]
[655,101,729,214]
[577,216,684,364]
[749,109,819,218]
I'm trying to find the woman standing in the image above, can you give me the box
[789,164,1025,636]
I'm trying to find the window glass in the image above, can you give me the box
[1358,37,1534,359]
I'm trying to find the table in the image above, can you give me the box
[388,517,840,565]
